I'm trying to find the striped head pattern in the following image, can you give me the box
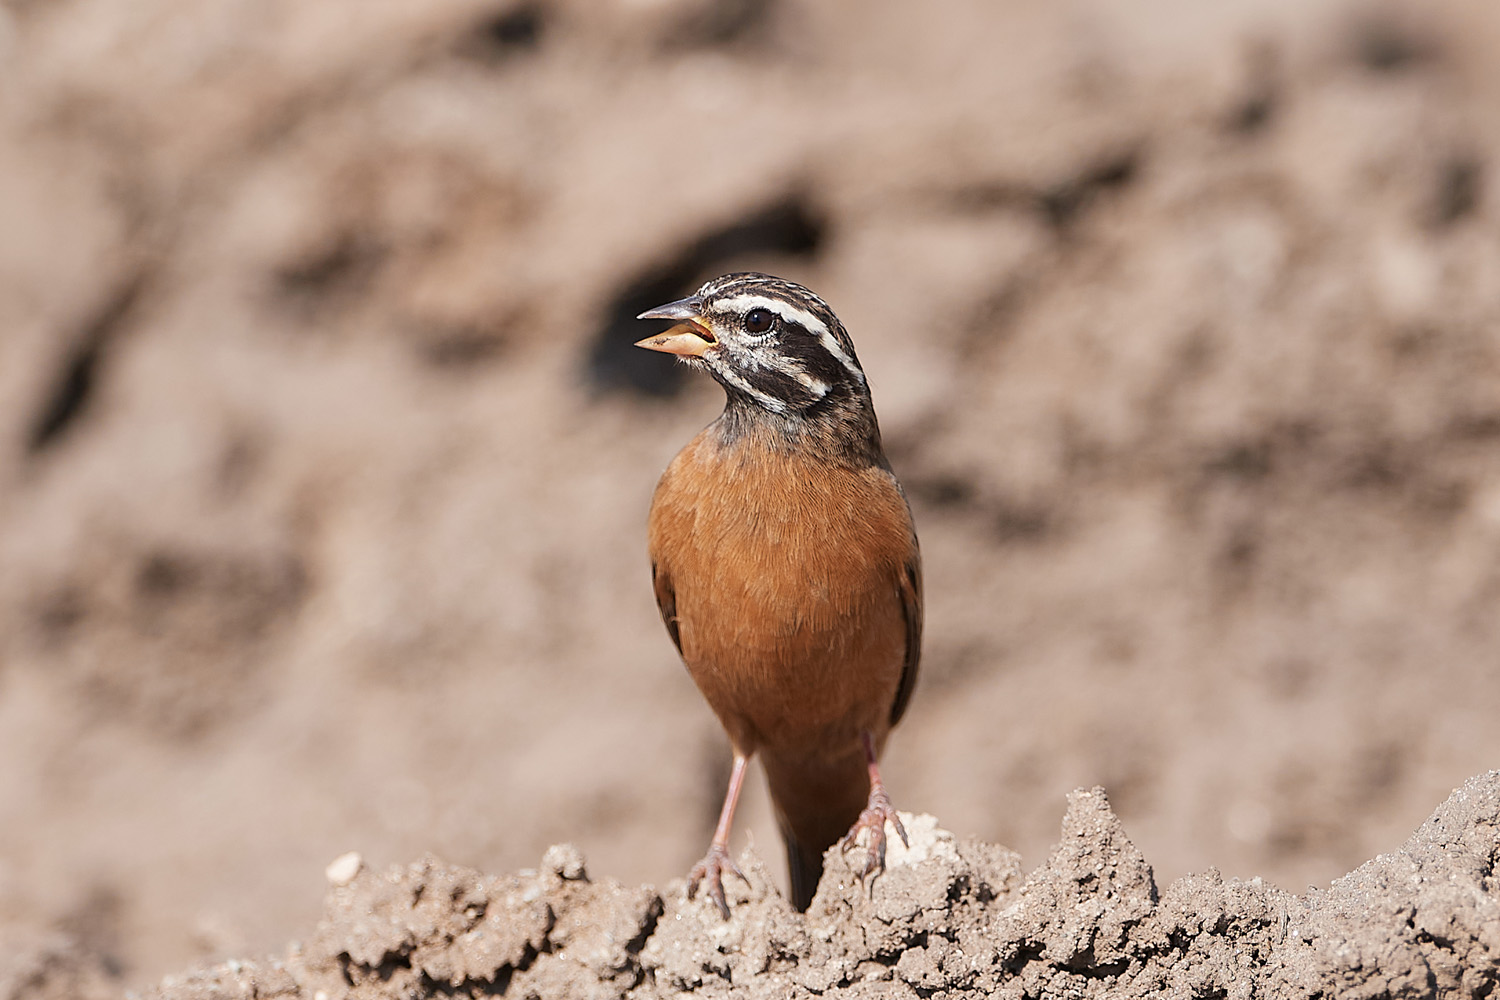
[636,272,871,417]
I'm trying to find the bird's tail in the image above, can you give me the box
[764,747,871,911]
[781,824,828,912]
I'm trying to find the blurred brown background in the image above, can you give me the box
[2,0,1499,990]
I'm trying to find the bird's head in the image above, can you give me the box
[635,272,870,417]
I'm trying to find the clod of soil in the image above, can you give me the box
[108,770,1500,999]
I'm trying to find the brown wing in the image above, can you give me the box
[651,560,683,656]
[888,548,922,727]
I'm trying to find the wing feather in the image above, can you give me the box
[888,548,922,727]
[651,560,683,656]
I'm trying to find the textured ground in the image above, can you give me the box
[14,771,1498,998]
[3,0,1500,994]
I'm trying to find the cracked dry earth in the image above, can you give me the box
[104,771,1500,1000]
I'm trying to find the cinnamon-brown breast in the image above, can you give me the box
[648,425,917,763]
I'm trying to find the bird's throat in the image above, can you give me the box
[714,393,885,469]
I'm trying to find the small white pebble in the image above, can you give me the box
[542,843,587,880]
[325,851,364,886]
[315,992,330,1000]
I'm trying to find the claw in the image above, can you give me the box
[841,772,906,882]
[687,844,747,919]
[891,808,910,849]
[846,731,900,881]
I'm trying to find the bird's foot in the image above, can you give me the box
[687,843,748,920]
[841,785,908,879]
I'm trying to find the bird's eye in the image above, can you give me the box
[743,308,774,335]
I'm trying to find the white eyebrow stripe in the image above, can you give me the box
[821,335,865,384]
[713,293,866,385]
[715,294,831,338]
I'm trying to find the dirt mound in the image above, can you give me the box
[76,770,1494,999]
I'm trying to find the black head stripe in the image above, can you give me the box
[741,366,826,410]
[780,323,854,388]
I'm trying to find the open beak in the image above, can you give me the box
[635,295,716,357]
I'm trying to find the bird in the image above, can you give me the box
[636,272,922,916]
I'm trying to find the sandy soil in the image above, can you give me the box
[2,0,1500,994]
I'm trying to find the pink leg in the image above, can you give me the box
[841,732,908,877]
[687,752,750,919]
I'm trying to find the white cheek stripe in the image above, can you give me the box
[709,360,788,413]
[794,371,831,397]
[713,293,866,385]
[735,342,780,371]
